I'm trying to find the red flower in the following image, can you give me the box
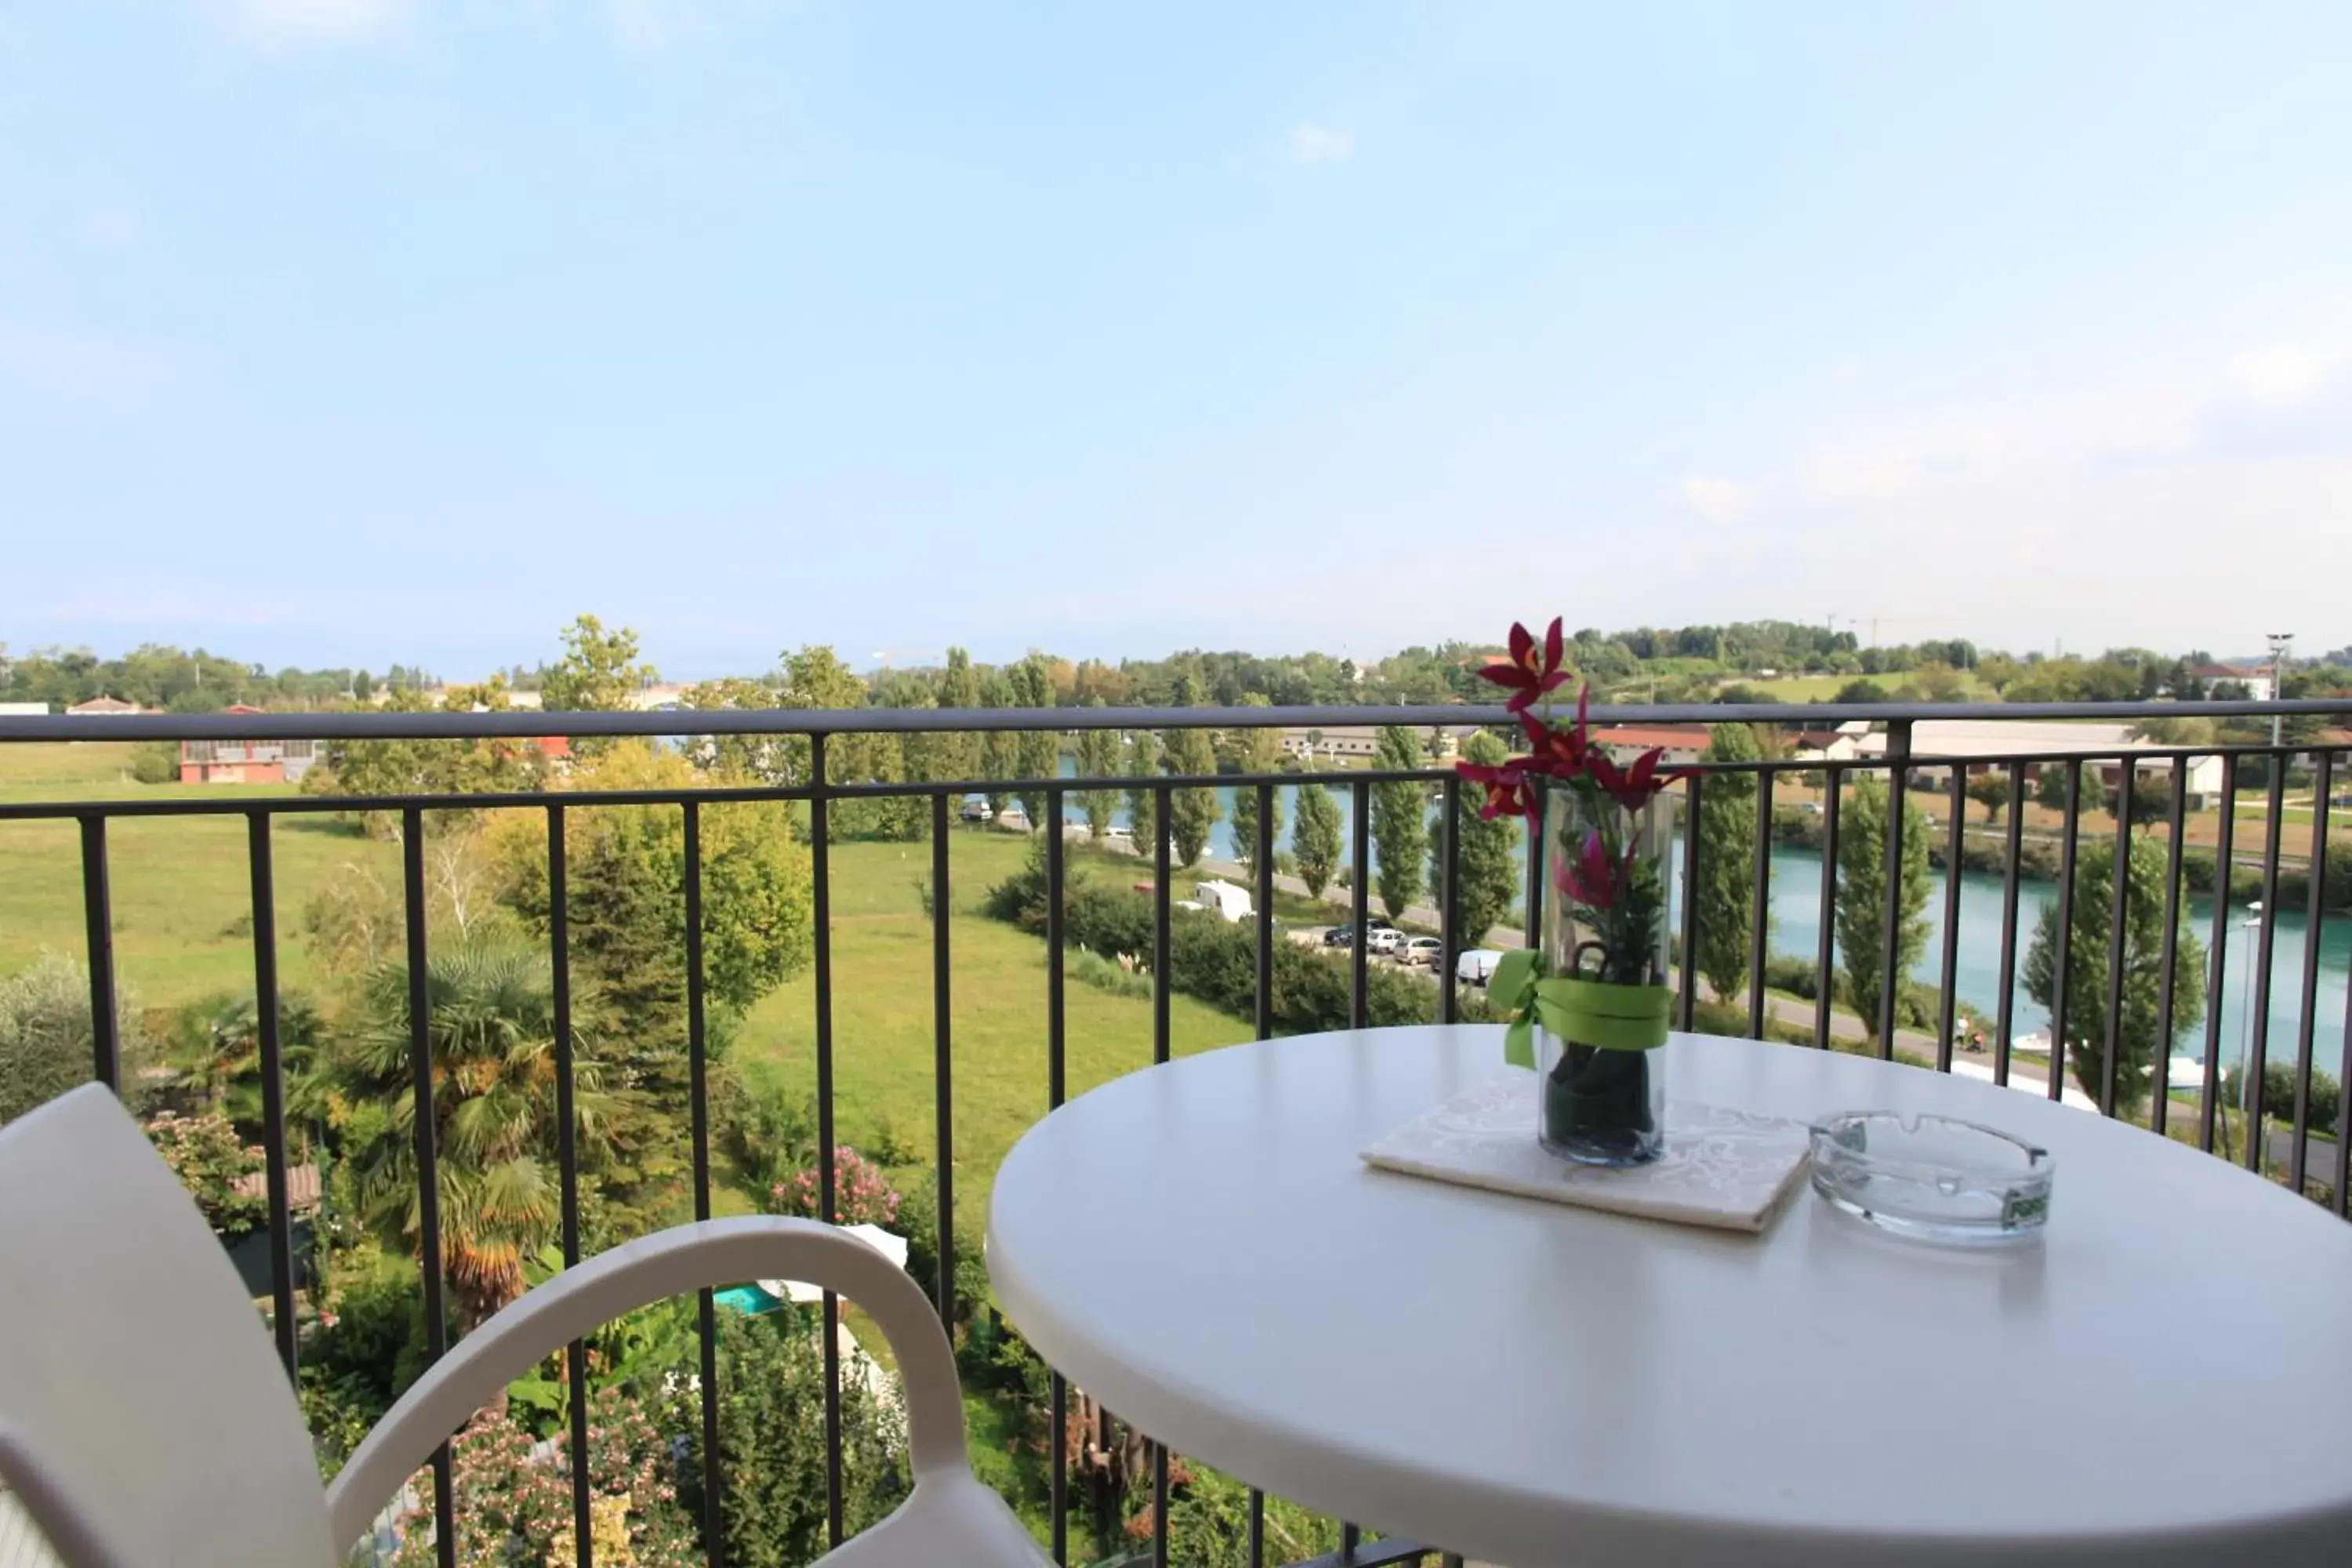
[1554,828,1617,909]
[1519,684,1592,779]
[1475,618,1570,713]
[1457,758,1537,819]
[1587,745,1693,812]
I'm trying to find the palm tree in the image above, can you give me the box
[329,935,611,1329]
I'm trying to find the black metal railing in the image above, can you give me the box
[4,695,2350,1568]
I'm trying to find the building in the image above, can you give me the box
[65,695,144,716]
[180,706,318,785]
[1846,719,2226,808]
[1278,724,1478,763]
[2189,663,2276,702]
[1588,723,1713,768]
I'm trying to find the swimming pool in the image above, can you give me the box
[712,1283,782,1316]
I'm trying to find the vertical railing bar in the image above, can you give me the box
[2198,754,2239,1154]
[2335,938,2352,1220]
[2290,751,2332,1194]
[1341,1522,1361,1564]
[1814,769,1840,1051]
[2099,760,2134,1117]
[1677,772,1702,1032]
[932,792,955,1322]
[78,816,120,1089]
[1874,721,1914,1057]
[1153,1442,1170,1568]
[244,811,299,1380]
[2245,759,2287,1173]
[1439,774,1461,1027]
[1256,782,1276,1038]
[1993,761,2026,1087]
[811,735,844,1549]
[1747,763,1773,1041]
[1350,778,1370,1029]
[401,811,456,1568]
[2046,761,2082,1102]
[1044,781,1069,1566]
[1935,766,1965,1073]
[1154,782,1173,1063]
[2151,759,2190,1142]
[1249,1490,1266,1568]
[546,804,593,1568]
[684,802,724,1568]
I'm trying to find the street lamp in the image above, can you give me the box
[2267,633,2293,748]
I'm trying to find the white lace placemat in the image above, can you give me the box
[1360,1069,1813,1233]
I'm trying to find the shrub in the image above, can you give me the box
[143,1110,267,1240]
[768,1145,902,1229]
[2220,1062,2343,1138]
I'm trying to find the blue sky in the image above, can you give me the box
[5,2,2350,678]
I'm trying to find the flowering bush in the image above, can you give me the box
[391,1385,695,1566]
[143,1110,268,1240]
[767,1145,902,1229]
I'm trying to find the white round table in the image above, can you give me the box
[985,1026,2352,1567]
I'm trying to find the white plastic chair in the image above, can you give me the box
[0,1083,1047,1568]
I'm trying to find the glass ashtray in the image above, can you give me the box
[1808,1111,2054,1245]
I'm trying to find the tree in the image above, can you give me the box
[143,1111,267,1240]
[932,646,984,785]
[977,669,1018,819]
[0,953,141,1125]
[2034,763,2073,811]
[539,615,654,757]
[1224,696,1284,878]
[1967,771,2012,826]
[1160,677,1221,868]
[1125,730,1163,856]
[1073,705,1124,840]
[673,1307,907,1568]
[1437,731,1520,945]
[1370,727,1428,920]
[306,683,546,836]
[329,935,614,1328]
[1833,775,1932,1046]
[1007,654,1058,831]
[2024,835,2207,1111]
[1692,723,1763,1001]
[1292,780,1342,900]
[779,645,897,840]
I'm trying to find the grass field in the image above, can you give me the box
[0,744,1263,1227]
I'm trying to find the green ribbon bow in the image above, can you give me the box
[1490,949,1674,1068]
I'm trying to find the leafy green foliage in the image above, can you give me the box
[1370,726,1428,920]
[1693,722,1762,1000]
[143,1110,267,1238]
[1224,697,1284,878]
[1430,731,1520,946]
[1833,775,1932,1044]
[1290,779,1342,899]
[1124,729,1163,855]
[1073,706,1124,839]
[2025,834,2207,1110]
[538,614,655,759]
[1967,771,2012,824]
[328,934,613,1327]
[1160,677,1221,867]
[1007,654,1059,830]
[673,1308,908,1568]
[0,952,140,1125]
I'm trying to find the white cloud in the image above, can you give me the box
[1284,122,1356,168]
[1676,475,1754,524]
[2228,343,2340,407]
[227,0,417,49]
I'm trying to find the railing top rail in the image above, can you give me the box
[0,697,2344,743]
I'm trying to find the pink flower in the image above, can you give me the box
[1554,828,1618,909]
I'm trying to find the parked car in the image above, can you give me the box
[1399,936,1443,967]
[960,796,993,822]
[1365,927,1403,956]
[1456,949,1504,985]
[1322,926,1355,949]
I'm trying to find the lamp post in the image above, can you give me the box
[2267,632,2293,748]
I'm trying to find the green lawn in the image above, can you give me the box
[0,746,1261,1227]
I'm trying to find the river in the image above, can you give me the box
[1043,769,2349,1073]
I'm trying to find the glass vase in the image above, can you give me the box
[1535,779,1675,1165]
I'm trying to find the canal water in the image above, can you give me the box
[1044,770,2349,1073]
